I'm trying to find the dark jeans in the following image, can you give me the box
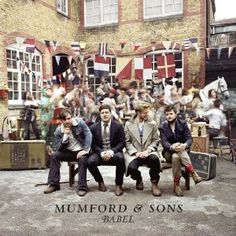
[47,150,88,191]
[208,128,220,141]
[87,152,125,186]
[127,154,161,183]
[24,119,40,140]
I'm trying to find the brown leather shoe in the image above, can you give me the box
[77,190,87,197]
[174,184,184,197]
[98,182,107,192]
[136,179,144,190]
[115,185,123,196]
[151,182,161,196]
[192,171,203,184]
[43,185,60,194]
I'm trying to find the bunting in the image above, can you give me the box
[162,41,171,51]
[120,41,126,49]
[157,54,176,79]
[98,43,108,57]
[189,37,198,49]
[25,38,35,53]
[116,57,132,80]
[55,56,61,66]
[134,57,152,80]
[51,41,58,52]
[183,38,191,50]
[16,36,25,48]
[94,55,110,78]
[217,48,222,59]
[71,42,80,55]
[206,48,211,59]
[133,42,141,51]
[228,46,234,58]
[79,42,86,49]
[44,40,51,53]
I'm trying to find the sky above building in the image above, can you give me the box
[215,0,236,20]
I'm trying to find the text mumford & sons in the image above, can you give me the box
[55,203,183,223]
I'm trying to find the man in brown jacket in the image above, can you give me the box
[124,101,161,196]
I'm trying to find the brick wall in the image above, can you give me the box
[0,0,79,127]
[0,0,209,131]
[79,0,206,88]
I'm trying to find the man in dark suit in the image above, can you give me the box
[88,104,126,196]
[159,105,202,197]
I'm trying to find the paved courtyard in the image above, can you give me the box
[0,156,235,236]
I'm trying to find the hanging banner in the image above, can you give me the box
[157,54,176,79]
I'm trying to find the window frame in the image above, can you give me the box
[84,0,118,28]
[143,0,183,20]
[57,0,69,16]
[6,44,42,107]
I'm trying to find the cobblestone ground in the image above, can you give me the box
[0,156,235,236]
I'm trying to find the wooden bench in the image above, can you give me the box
[68,161,79,187]
[68,160,190,190]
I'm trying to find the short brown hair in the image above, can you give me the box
[164,105,177,114]
[59,109,72,120]
[99,104,111,112]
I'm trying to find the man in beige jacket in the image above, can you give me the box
[124,101,161,196]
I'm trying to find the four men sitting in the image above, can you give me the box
[44,102,204,197]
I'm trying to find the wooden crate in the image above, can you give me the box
[191,135,209,153]
[0,140,46,169]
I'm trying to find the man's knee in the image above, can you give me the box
[128,160,138,172]
[78,155,88,165]
[148,154,160,167]
[114,152,125,164]
[172,153,181,164]
[87,154,98,166]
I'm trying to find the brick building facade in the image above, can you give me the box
[0,0,215,131]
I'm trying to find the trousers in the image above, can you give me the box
[47,150,88,191]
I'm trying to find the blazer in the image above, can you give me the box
[89,119,126,156]
[159,118,192,152]
[124,117,160,167]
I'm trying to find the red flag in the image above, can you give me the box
[157,54,176,79]
[134,57,152,80]
[116,57,132,80]
[25,38,35,53]
[94,55,110,78]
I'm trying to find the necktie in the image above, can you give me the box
[103,123,109,150]
[103,123,108,138]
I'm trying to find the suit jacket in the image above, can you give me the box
[89,119,125,156]
[159,118,192,152]
[124,117,160,167]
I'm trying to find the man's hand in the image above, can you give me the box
[76,150,87,159]
[135,151,149,159]
[101,151,112,161]
[63,127,71,135]
[171,142,187,152]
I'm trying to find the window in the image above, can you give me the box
[84,0,118,27]
[144,0,183,19]
[86,56,116,93]
[57,0,68,16]
[6,44,42,106]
